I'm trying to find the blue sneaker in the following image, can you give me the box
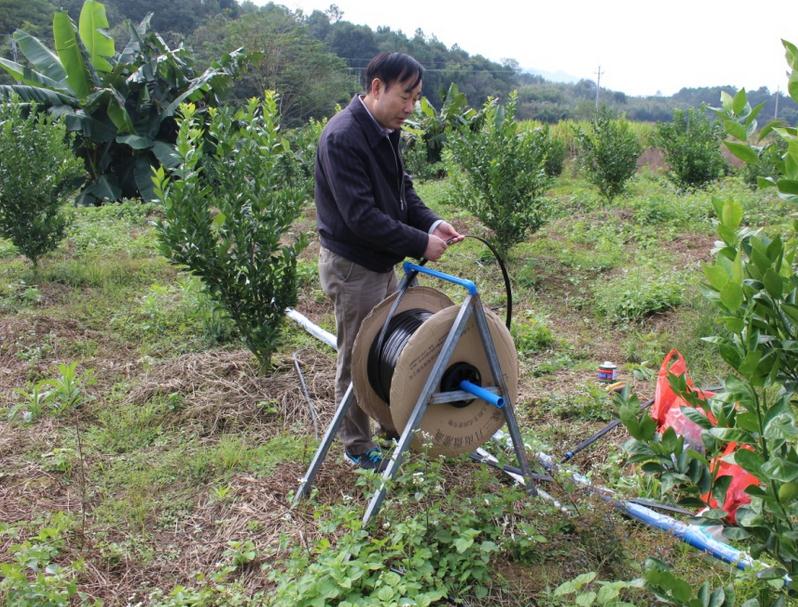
[344,447,388,472]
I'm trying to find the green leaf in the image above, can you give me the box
[53,12,91,98]
[116,134,153,149]
[790,69,798,106]
[782,304,798,325]
[682,407,713,430]
[704,264,728,291]
[453,535,475,553]
[722,119,747,141]
[720,199,744,229]
[732,88,747,114]
[763,269,783,298]
[762,458,798,482]
[77,174,120,205]
[11,30,67,84]
[734,449,764,477]
[718,224,737,247]
[78,0,115,72]
[0,84,77,106]
[555,572,596,596]
[720,91,734,112]
[134,156,155,201]
[0,58,65,92]
[724,141,759,164]
[785,39,798,70]
[719,282,743,312]
[106,93,134,133]
[152,141,180,169]
[777,178,798,195]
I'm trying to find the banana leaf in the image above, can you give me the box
[0,58,66,91]
[54,106,116,142]
[12,30,67,84]
[134,155,155,201]
[162,49,244,119]
[78,0,114,72]
[53,12,91,98]
[0,84,77,106]
[151,141,179,168]
[77,174,121,205]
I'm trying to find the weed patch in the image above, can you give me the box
[593,267,685,323]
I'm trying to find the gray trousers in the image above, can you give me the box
[318,247,397,455]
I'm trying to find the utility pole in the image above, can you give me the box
[775,85,780,120]
[595,65,603,111]
[11,36,18,63]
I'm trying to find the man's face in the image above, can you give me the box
[370,76,422,130]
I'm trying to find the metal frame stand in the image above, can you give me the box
[293,262,536,525]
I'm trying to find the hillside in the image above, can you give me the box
[2,0,795,124]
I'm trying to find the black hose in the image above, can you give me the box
[367,309,432,402]
[462,234,512,330]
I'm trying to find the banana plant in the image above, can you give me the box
[0,0,244,204]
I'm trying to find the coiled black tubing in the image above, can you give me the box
[367,308,432,402]
[366,234,512,406]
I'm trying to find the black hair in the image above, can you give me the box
[364,52,423,92]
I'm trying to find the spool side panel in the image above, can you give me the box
[351,287,453,435]
[390,305,518,456]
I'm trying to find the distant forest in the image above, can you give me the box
[2,0,796,125]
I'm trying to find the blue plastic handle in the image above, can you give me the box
[459,380,504,409]
[403,262,478,295]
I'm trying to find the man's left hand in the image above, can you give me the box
[432,221,464,245]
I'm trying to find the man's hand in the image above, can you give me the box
[432,221,464,245]
[424,234,447,261]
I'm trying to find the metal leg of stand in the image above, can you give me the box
[472,297,537,496]
[362,296,475,525]
[292,382,356,506]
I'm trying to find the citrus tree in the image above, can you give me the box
[155,94,307,368]
[0,99,84,270]
[576,108,641,202]
[617,39,798,605]
[444,91,551,257]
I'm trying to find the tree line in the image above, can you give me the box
[2,0,796,125]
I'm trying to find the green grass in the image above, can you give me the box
[0,173,790,605]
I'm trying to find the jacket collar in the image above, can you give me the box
[348,94,395,149]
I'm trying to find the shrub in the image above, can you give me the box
[544,135,566,177]
[0,99,84,270]
[740,136,786,189]
[655,107,727,189]
[444,91,551,257]
[575,108,641,202]
[155,94,307,368]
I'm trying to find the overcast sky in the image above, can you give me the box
[258,0,796,97]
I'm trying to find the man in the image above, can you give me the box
[315,52,463,470]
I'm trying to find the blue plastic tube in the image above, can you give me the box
[459,380,504,409]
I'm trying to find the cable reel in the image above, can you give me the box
[351,286,518,457]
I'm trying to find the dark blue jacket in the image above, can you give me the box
[315,95,439,273]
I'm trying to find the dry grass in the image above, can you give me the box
[125,347,336,437]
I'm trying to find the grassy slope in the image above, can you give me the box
[0,168,786,605]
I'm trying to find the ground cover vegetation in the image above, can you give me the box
[3,4,798,606]
[1,94,788,604]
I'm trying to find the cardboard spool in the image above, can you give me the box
[351,287,518,456]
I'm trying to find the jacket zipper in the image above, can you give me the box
[388,138,405,211]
